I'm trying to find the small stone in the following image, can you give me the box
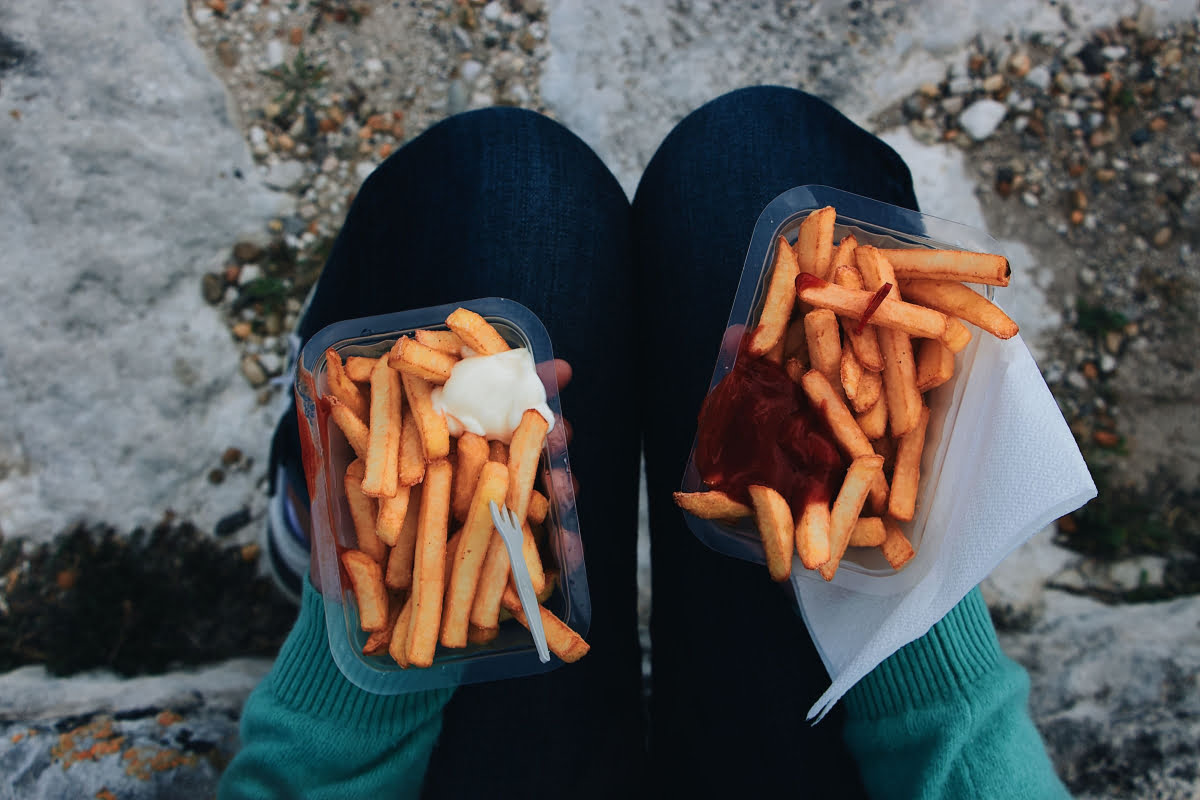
[982,74,1005,93]
[1068,189,1087,210]
[919,82,940,98]
[1008,52,1031,77]
[1095,168,1116,183]
[275,133,294,151]
[461,60,483,84]
[959,99,1007,141]
[264,160,304,190]
[1148,117,1167,133]
[249,126,268,156]
[231,321,252,340]
[1012,116,1028,133]
[238,264,262,285]
[355,161,375,181]
[1066,371,1088,390]
[482,1,502,22]
[318,116,337,133]
[1070,209,1085,225]
[289,27,303,46]
[1104,331,1123,354]
[207,468,225,485]
[222,264,241,284]
[321,155,338,173]
[202,273,224,304]
[233,241,263,264]
[519,0,543,17]
[995,165,1016,197]
[1152,227,1171,248]
[1082,362,1099,380]
[1077,42,1107,75]
[1161,48,1182,67]
[1067,162,1085,178]
[266,39,285,68]
[1021,191,1039,208]
[1092,429,1118,447]
[948,76,972,95]
[1130,128,1151,145]
[364,58,383,75]
[1099,353,1118,373]
[215,39,238,68]
[221,447,243,466]
[1058,110,1081,128]
[1025,65,1051,91]
[377,142,393,159]
[1089,130,1111,148]
[241,543,261,562]
[366,114,388,131]
[1079,267,1096,285]
[241,355,268,387]
[259,352,283,374]
[208,0,227,13]
[968,54,986,75]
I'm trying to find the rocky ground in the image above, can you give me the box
[0,0,1197,797]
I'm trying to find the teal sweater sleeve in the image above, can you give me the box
[842,588,1070,800]
[218,575,453,800]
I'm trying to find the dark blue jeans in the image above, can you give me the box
[293,86,917,798]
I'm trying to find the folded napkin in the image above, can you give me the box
[794,331,1096,721]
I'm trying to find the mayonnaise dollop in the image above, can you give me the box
[430,347,554,443]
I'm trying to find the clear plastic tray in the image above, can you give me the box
[679,185,1006,596]
[295,298,589,692]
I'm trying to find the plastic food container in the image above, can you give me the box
[295,298,589,693]
[679,185,1005,596]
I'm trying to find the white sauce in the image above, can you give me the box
[431,348,554,443]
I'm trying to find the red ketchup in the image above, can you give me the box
[695,341,846,512]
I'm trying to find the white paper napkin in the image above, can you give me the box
[794,332,1097,721]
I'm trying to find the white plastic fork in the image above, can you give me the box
[489,501,551,663]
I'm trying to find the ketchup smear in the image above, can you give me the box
[695,340,846,511]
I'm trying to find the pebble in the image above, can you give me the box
[461,59,483,84]
[982,74,1005,93]
[1008,51,1031,77]
[1099,353,1118,373]
[214,508,252,537]
[482,1,502,22]
[232,321,252,340]
[948,76,972,95]
[233,241,263,263]
[1152,227,1172,248]
[240,355,268,387]
[1058,110,1081,128]
[1105,331,1123,354]
[355,161,375,181]
[202,273,224,304]
[216,39,238,68]
[941,96,963,114]
[264,160,304,190]
[1022,191,1040,207]
[1025,65,1051,91]
[1066,371,1088,390]
[259,352,283,374]
[1079,267,1097,285]
[239,264,263,285]
[959,99,1007,141]
[266,39,285,67]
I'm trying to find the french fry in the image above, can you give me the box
[793,205,837,281]
[451,432,490,523]
[782,317,809,362]
[399,372,450,462]
[888,406,930,522]
[799,369,888,512]
[344,459,386,563]
[899,279,1020,340]
[795,274,948,340]
[441,461,508,648]
[388,595,414,667]
[796,498,831,569]
[376,485,410,547]
[764,336,785,365]
[833,264,884,372]
[747,485,794,582]
[748,237,801,357]
[385,483,421,590]
[446,308,510,356]
[363,604,400,656]
[469,533,509,638]
[327,396,369,459]
[325,348,370,422]
[877,248,1010,287]
[415,328,464,356]
[672,490,753,520]
[804,309,843,398]
[819,455,885,581]
[842,336,881,412]
[397,398,426,486]
[361,358,403,498]
[387,337,458,384]
[507,409,549,523]
[942,316,972,353]
[916,338,955,392]
[830,234,858,274]
[785,357,807,384]
[515,519,547,596]
[500,570,558,622]
[848,517,886,547]
[344,355,377,383]
[856,247,922,437]
[500,586,590,663]
[527,489,550,525]
[856,389,888,441]
[881,521,916,569]
[405,459,452,668]
[341,549,389,631]
[488,441,508,464]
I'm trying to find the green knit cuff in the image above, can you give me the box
[843,587,1003,720]
[263,573,453,732]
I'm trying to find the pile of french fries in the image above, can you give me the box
[676,206,1018,583]
[325,307,588,667]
